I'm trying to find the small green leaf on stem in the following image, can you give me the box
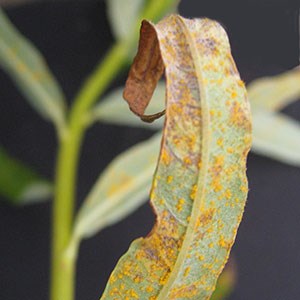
[0,8,67,133]
[71,133,160,244]
[0,146,52,205]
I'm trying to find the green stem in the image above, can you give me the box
[50,41,128,300]
[50,1,179,299]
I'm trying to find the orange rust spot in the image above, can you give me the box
[190,185,197,200]
[231,91,237,98]
[227,147,234,154]
[184,266,191,277]
[161,148,171,165]
[225,189,232,199]
[214,155,224,166]
[198,254,205,261]
[176,198,185,212]
[166,175,173,183]
[238,79,245,87]
[183,157,192,165]
[146,286,154,293]
[240,185,248,193]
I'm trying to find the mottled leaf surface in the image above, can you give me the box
[0,146,52,205]
[100,15,251,300]
[0,8,66,129]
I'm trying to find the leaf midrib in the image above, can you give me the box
[157,16,211,299]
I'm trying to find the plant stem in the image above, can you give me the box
[50,1,179,298]
[50,41,128,300]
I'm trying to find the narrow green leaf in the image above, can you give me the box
[72,133,160,241]
[252,109,300,166]
[247,67,300,166]
[248,66,300,111]
[107,0,179,43]
[90,81,165,129]
[100,15,251,299]
[0,146,52,205]
[107,0,145,41]
[0,8,66,130]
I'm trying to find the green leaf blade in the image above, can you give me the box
[0,8,66,130]
[248,66,300,111]
[0,146,52,205]
[100,15,251,300]
[73,133,161,240]
[107,0,145,42]
[252,110,300,166]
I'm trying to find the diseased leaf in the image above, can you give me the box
[72,133,160,241]
[252,110,300,165]
[248,66,300,111]
[0,146,52,205]
[0,8,66,130]
[96,67,300,167]
[100,15,251,299]
[90,81,165,129]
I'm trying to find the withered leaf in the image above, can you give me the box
[101,15,251,300]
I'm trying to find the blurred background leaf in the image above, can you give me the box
[248,67,300,111]
[0,146,52,205]
[91,81,165,129]
[211,259,236,300]
[72,133,160,243]
[252,111,300,166]
[249,67,300,166]
[107,0,145,42]
[0,8,66,132]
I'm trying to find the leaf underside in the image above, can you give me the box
[100,15,251,300]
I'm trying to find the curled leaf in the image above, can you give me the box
[100,15,251,299]
[123,20,165,120]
